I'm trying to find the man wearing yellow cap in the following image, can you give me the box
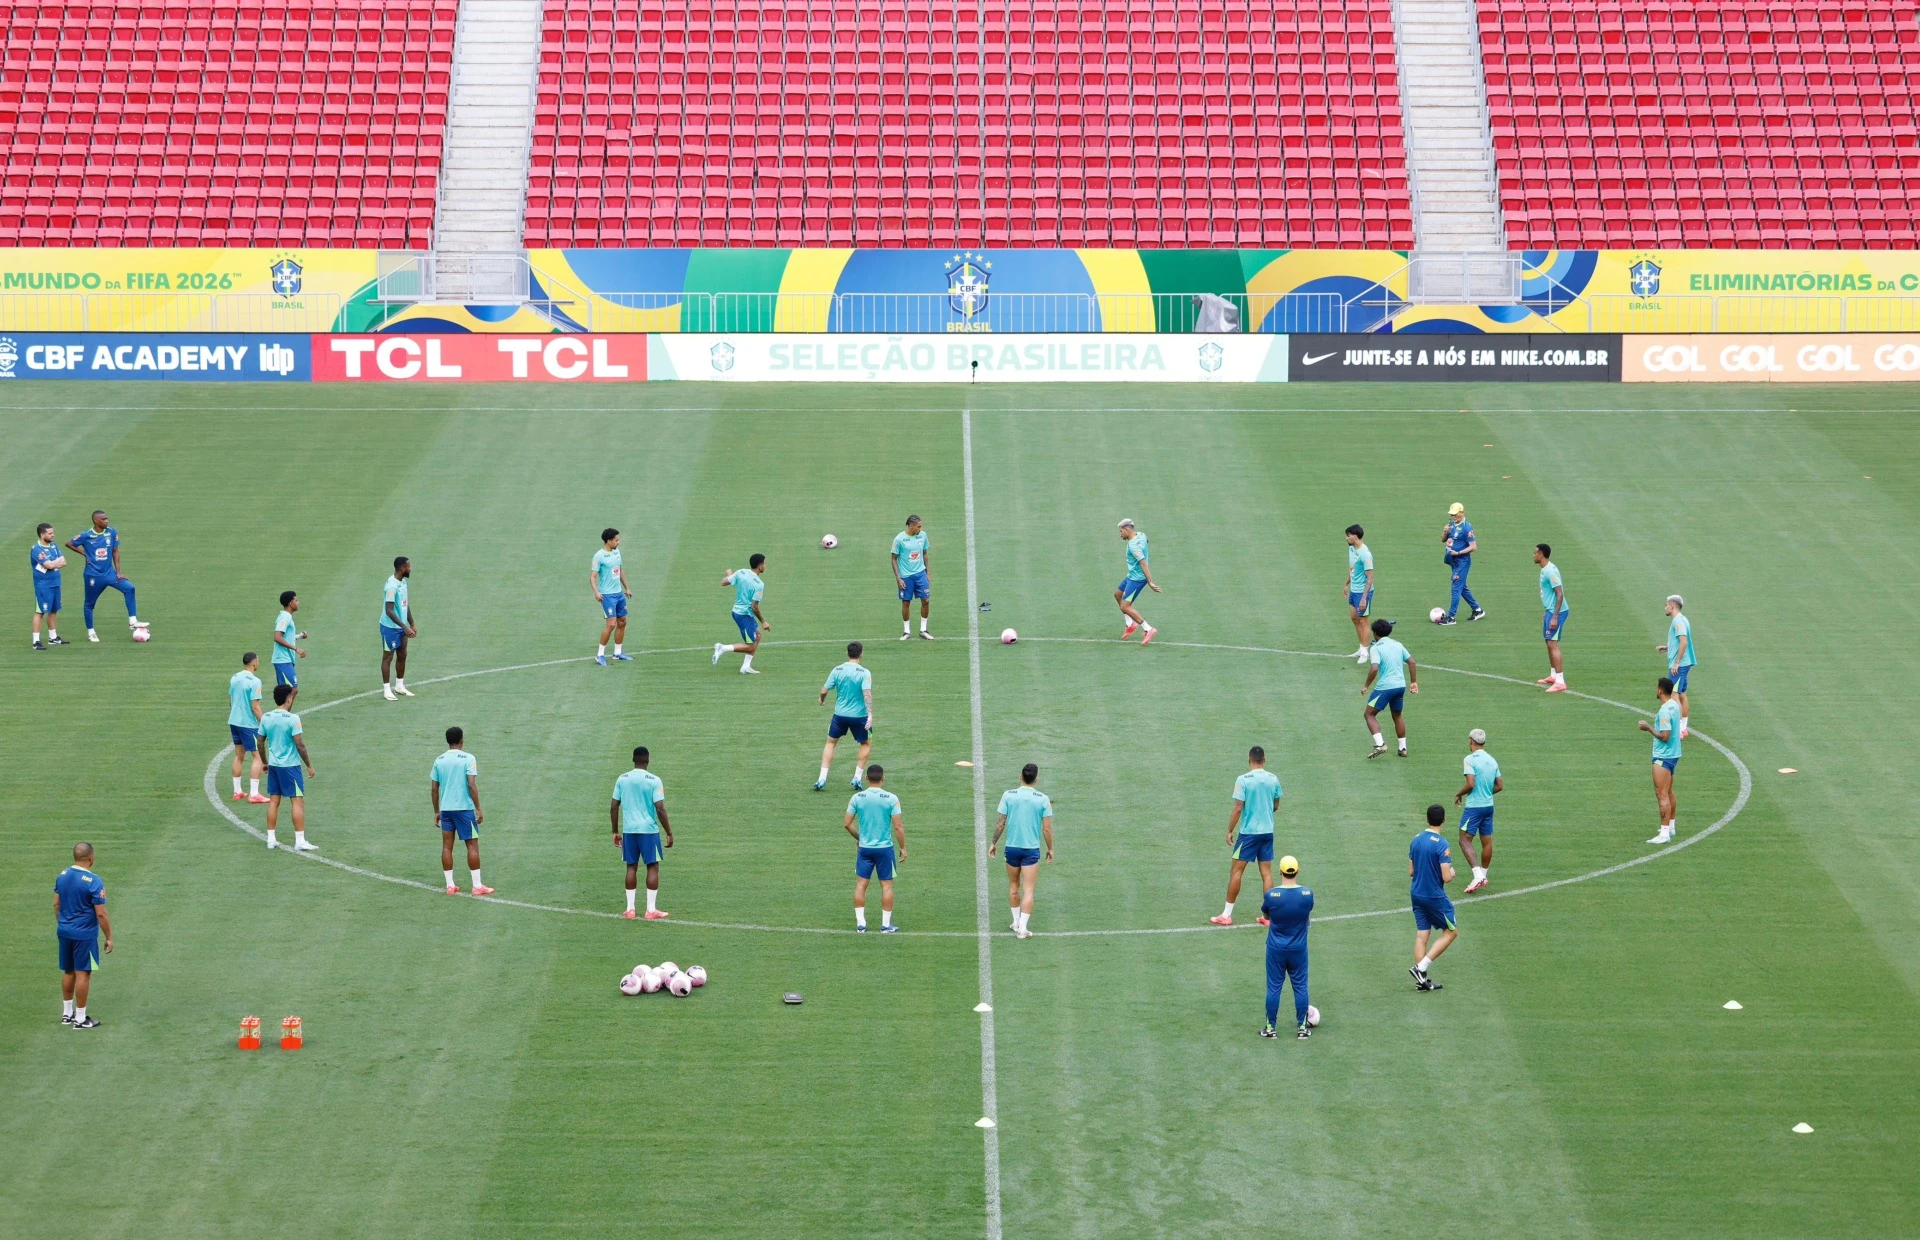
[1259,854,1314,1039]
[1439,502,1485,625]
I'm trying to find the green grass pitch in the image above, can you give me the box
[2,381,1918,1238]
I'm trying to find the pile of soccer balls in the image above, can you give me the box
[619,961,707,997]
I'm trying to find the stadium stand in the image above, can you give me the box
[526,0,1415,248]
[1482,0,1920,248]
[0,1,457,248]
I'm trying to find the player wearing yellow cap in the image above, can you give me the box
[1259,854,1314,1039]
[1440,502,1485,624]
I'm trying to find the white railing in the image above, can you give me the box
[0,293,340,332]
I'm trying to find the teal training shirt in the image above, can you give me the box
[997,786,1052,849]
[848,787,902,848]
[1232,768,1283,835]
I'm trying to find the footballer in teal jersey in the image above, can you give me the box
[1114,518,1161,644]
[430,726,491,895]
[1659,594,1695,736]
[591,528,634,665]
[844,765,907,931]
[609,746,673,918]
[270,590,306,697]
[259,683,317,852]
[815,642,875,790]
[1534,543,1569,691]
[1362,619,1418,758]
[713,553,768,673]
[1212,746,1283,925]
[1344,524,1375,660]
[1638,677,1684,845]
[989,763,1054,938]
[380,555,418,701]
[227,651,269,803]
[892,514,934,639]
[1453,728,1504,892]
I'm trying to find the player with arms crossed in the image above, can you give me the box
[30,522,67,649]
[1114,518,1160,645]
[713,553,768,673]
[227,651,270,803]
[1212,745,1283,926]
[988,763,1054,939]
[592,528,634,666]
[1658,594,1695,737]
[846,765,906,932]
[1454,727,1503,892]
[815,641,874,790]
[432,725,491,895]
[1344,524,1374,661]
[270,590,306,702]
[610,746,671,919]
[1362,618,1417,758]
[1409,805,1458,991]
[260,684,317,852]
[1259,854,1313,1039]
[1439,502,1485,624]
[380,556,418,701]
[67,509,149,642]
[1639,676,1683,845]
[55,842,111,1029]
[892,514,933,640]
[1535,543,1569,692]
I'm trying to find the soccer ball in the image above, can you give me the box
[686,965,708,987]
[667,971,694,997]
[619,972,643,995]
[657,960,679,977]
[1000,628,1017,644]
[639,968,664,994]
[1429,607,1445,624]
[132,626,151,642]
[821,534,838,549]
[1306,1005,1321,1028]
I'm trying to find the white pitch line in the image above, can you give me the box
[962,407,1005,1240]
[201,637,1749,940]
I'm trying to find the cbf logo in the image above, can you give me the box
[1628,258,1662,298]
[270,256,304,296]
[1197,341,1223,372]
[944,251,991,320]
[710,342,735,373]
[0,336,16,379]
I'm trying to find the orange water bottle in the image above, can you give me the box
[238,1015,261,1051]
[279,1014,303,1050]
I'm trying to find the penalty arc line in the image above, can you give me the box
[202,639,1751,937]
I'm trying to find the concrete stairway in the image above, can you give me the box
[432,0,544,288]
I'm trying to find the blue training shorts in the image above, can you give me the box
[1368,687,1406,714]
[230,725,258,751]
[273,662,298,687]
[601,594,628,619]
[623,831,662,866]
[379,622,406,652]
[1542,608,1569,641]
[1412,897,1457,932]
[731,611,759,642]
[1234,834,1275,864]
[856,845,897,880]
[828,714,870,743]
[1348,588,1373,617]
[58,934,99,973]
[1118,576,1148,601]
[266,765,304,798]
[1003,845,1041,868]
[1654,757,1679,772]
[438,809,478,840]
[898,570,931,602]
[1670,665,1691,692]
[1460,806,1495,836]
[35,584,61,613]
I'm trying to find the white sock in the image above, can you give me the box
[741,655,753,670]
[470,868,482,888]
[919,617,928,632]
[88,628,97,637]
[625,888,636,913]
[294,831,307,846]
[819,766,830,783]
[598,644,606,656]
[1473,866,1487,882]
[63,999,75,1016]
[1553,671,1565,684]
[250,778,260,796]
[233,777,243,795]
[881,909,892,928]
[1222,902,1235,919]
[614,643,622,655]
[1398,737,1407,752]
[48,628,56,639]
[445,869,456,888]
[395,678,407,690]
[1372,732,1385,747]
[1417,957,1431,972]
[645,888,658,913]
[903,620,911,634]
[32,632,38,644]
[855,906,867,927]
[75,1006,86,1021]
[1016,911,1030,932]
[266,829,278,846]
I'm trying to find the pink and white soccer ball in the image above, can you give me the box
[132,626,151,642]
[821,534,838,549]
[657,961,679,978]
[619,972,643,996]
[639,968,664,994]
[667,971,694,997]
[1000,628,1017,644]
[1306,1005,1321,1028]
[686,965,708,988]
[1429,607,1446,624]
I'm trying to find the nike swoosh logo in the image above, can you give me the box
[1302,352,1335,365]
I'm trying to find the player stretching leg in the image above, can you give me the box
[380,556,418,701]
[260,685,317,851]
[1409,805,1458,991]
[1344,524,1374,661]
[67,510,148,641]
[30,522,67,649]
[1212,745,1282,926]
[713,554,768,674]
[1639,676,1683,845]
[227,652,270,803]
[55,842,111,1029]
[815,641,874,790]
[269,590,306,705]
[1115,518,1160,644]
[1440,502,1485,623]
[1534,543,1569,692]
[611,746,671,919]
[892,514,933,639]
[988,763,1054,939]
[1454,728,1503,892]
[1260,855,1313,1038]
[592,528,634,666]
[1659,594,1695,737]
[847,766,906,932]
[431,726,490,895]
[1362,619,1417,758]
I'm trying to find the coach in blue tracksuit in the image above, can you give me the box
[66,509,148,639]
[1440,502,1484,624]
[1260,855,1314,1039]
